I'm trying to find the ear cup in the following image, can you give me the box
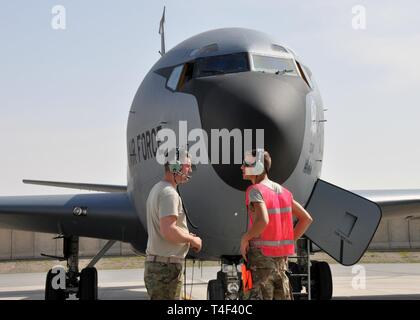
[244,159,264,175]
[169,162,182,173]
[255,148,265,175]
[254,160,265,175]
[167,147,182,174]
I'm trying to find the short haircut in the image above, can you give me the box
[164,163,171,172]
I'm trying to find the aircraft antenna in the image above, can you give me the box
[158,6,166,56]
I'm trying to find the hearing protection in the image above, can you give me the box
[253,156,265,175]
[166,147,190,174]
[166,147,198,229]
[168,148,183,174]
[243,148,265,175]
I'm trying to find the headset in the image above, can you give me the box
[243,148,265,176]
[168,148,183,174]
[165,147,198,229]
[166,147,191,180]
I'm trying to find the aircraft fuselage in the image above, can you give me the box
[126,28,325,259]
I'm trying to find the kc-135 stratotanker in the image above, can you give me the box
[1,10,420,300]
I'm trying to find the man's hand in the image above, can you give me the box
[240,235,250,261]
[190,236,202,253]
[240,202,268,261]
[160,216,202,251]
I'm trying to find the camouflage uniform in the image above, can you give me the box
[247,247,293,300]
[144,261,183,300]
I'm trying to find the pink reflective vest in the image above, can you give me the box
[245,183,295,257]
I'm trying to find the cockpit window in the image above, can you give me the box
[167,64,184,91]
[295,60,312,89]
[252,54,298,75]
[193,52,249,78]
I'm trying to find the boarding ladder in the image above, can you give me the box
[288,237,312,300]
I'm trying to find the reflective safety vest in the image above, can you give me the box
[245,183,295,257]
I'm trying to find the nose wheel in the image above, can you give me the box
[207,257,242,300]
[207,279,225,300]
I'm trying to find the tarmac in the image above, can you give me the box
[0,263,420,300]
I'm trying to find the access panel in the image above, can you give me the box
[305,179,382,266]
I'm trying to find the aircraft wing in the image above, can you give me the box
[22,179,127,193]
[0,192,146,248]
[352,189,420,219]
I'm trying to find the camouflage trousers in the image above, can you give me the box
[247,248,293,300]
[144,261,183,300]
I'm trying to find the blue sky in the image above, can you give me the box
[1,0,419,195]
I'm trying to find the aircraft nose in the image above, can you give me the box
[181,71,310,190]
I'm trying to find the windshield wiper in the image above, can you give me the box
[275,69,294,75]
[201,69,225,75]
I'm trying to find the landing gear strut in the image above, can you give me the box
[44,236,115,300]
[206,240,333,300]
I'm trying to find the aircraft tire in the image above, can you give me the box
[207,279,225,300]
[310,261,333,300]
[45,269,66,301]
[79,267,98,300]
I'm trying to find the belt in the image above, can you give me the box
[146,255,184,264]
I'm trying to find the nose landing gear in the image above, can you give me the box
[207,239,333,300]
[207,257,242,300]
